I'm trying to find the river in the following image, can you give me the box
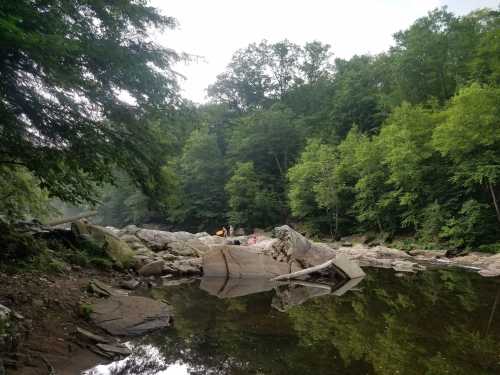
[84,268,500,375]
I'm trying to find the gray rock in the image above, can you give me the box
[91,296,173,336]
[96,343,131,356]
[119,234,142,244]
[76,326,111,344]
[0,304,10,323]
[194,232,210,238]
[168,238,209,257]
[119,225,141,236]
[132,255,152,270]
[120,279,140,290]
[135,229,177,251]
[89,280,128,297]
[392,260,417,273]
[138,260,165,276]
[162,278,196,287]
[165,258,202,275]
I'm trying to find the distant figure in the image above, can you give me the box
[247,234,257,245]
[223,226,228,238]
[229,225,234,237]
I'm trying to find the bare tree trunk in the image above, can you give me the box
[335,206,339,240]
[272,153,284,177]
[327,208,334,241]
[45,211,98,226]
[488,182,500,225]
[377,216,383,234]
[271,259,335,281]
[486,286,500,336]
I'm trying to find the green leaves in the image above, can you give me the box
[226,162,280,229]
[0,0,182,204]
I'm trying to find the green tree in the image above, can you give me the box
[226,162,280,229]
[433,84,500,227]
[329,55,386,137]
[228,104,304,197]
[0,166,53,221]
[378,103,449,231]
[352,135,397,233]
[288,140,337,235]
[0,0,182,204]
[177,128,227,231]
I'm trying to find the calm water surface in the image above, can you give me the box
[85,268,500,375]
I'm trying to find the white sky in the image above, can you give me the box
[151,0,499,103]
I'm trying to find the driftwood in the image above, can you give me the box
[45,210,98,226]
[270,258,335,281]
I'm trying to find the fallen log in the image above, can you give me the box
[45,211,98,226]
[270,258,335,281]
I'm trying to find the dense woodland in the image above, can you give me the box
[1,2,499,250]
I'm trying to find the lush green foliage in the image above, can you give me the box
[0,0,182,204]
[2,2,498,249]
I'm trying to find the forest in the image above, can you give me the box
[1,2,499,251]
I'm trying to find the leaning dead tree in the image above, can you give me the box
[45,211,98,226]
[270,259,335,281]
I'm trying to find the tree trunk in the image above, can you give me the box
[335,206,339,240]
[271,259,335,281]
[488,181,500,225]
[45,211,98,226]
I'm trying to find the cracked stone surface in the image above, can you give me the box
[90,296,173,336]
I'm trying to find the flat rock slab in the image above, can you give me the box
[203,245,291,278]
[90,296,173,336]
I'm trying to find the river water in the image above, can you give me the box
[84,268,500,375]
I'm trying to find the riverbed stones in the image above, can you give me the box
[164,257,202,275]
[76,327,111,344]
[96,343,131,356]
[138,260,165,276]
[90,296,173,336]
[120,278,140,290]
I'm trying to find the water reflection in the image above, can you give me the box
[85,269,500,375]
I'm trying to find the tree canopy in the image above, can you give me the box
[0,0,182,203]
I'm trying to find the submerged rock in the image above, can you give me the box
[91,296,173,336]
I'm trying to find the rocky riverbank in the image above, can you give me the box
[106,223,500,278]
[1,222,499,374]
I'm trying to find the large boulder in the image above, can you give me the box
[168,238,210,257]
[164,257,202,275]
[202,226,365,280]
[72,221,135,268]
[138,260,165,276]
[203,245,292,278]
[90,296,173,336]
[270,225,336,267]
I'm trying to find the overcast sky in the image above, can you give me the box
[150,0,499,103]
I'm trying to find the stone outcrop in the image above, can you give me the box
[99,223,500,278]
[203,245,292,278]
[90,296,173,336]
[72,221,135,268]
[203,226,365,280]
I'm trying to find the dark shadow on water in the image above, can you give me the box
[84,268,500,375]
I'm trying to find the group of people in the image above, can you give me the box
[216,225,234,238]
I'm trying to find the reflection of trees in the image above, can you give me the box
[288,269,500,375]
[97,270,500,375]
